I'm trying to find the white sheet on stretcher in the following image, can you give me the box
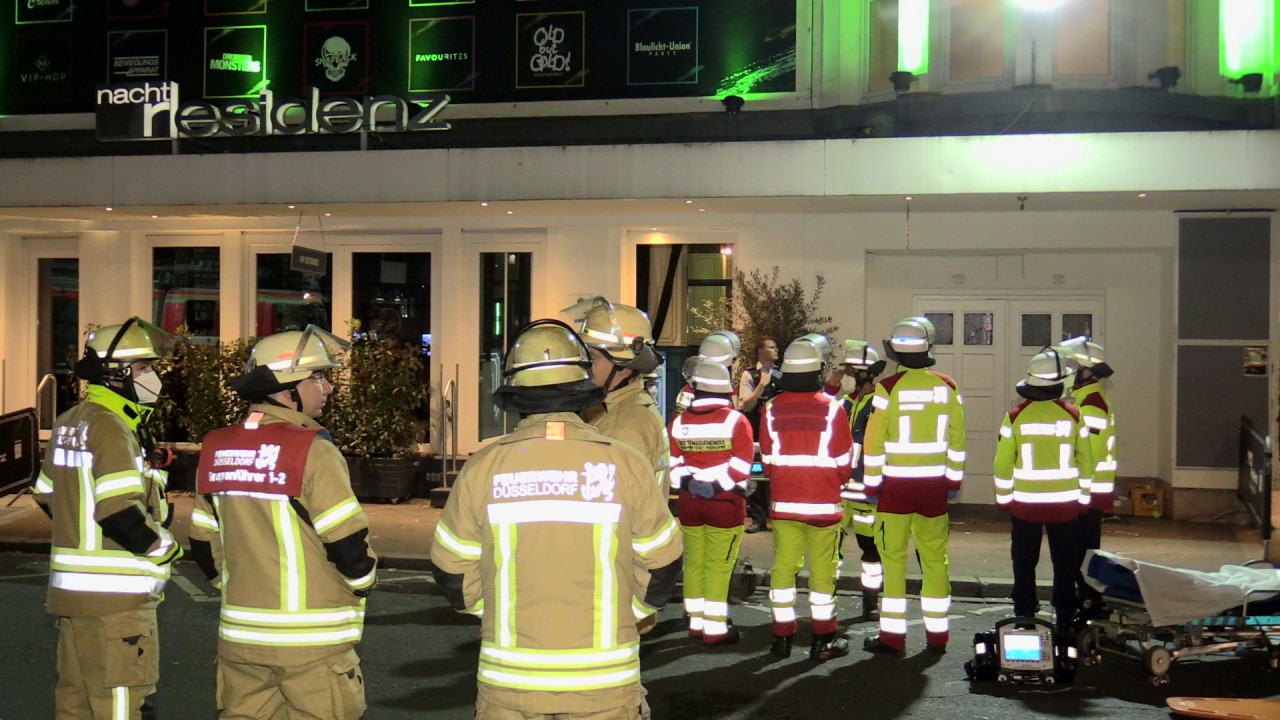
[1082,549,1280,627]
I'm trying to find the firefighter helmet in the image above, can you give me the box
[840,339,881,368]
[75,318,180,384]
[698,330,741,365]
[247,326,348,385]
[1019,347,1075,388]
[690,359,734,394]
[563,296,660,373]
[503,320,593,387]
[1060,336,1105,368]
[888,317,933,354]
[782,337,827,374]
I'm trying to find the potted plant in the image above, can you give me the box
[326,333,428,502]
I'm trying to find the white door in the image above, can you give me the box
[914,294,1105,504]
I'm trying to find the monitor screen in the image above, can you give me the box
[1002,633,1043,662]
[751,462,763,474]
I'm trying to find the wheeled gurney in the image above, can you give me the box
[1078,549,1280,685]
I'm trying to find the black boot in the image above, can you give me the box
[769,635,793,658]
[810,633,850,662]
[862,636,906,658]
[860,589,880,620]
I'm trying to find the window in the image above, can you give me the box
[351,252,431,351]
[1062,313,1093,341]
[684,244,733,346]
[1054,0,1110,77]
[949,0,1005,81]
[868,0,900,94]
[254,253,331,336]
[479,252,533,440]
[153,247,220,345]
[1021,313,1051,347]
[963,312,993,345]
[924,312,955,345]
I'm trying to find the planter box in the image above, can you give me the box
[348,456,417,504]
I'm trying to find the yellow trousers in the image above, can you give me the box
[55,607,158,720]
[216,647,366,719]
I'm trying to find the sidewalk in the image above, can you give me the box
[0,492,1266,599]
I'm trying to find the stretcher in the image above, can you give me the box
[1079,550,1280,686]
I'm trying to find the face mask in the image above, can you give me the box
[132,369,163,405]
[647,384,660,403]
[839,376,860,396]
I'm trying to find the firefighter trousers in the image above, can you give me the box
[215,647,366,719]
[681,523,744,637]
[55,607,159,720]
[840,500,883,591]
[769,519,842,637]
[1076,508,1104,612]
[475,683,649,719]
[874,511,951,649]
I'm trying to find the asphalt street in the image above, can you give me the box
[0,552,1276,719]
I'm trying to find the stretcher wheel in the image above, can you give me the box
[1078,629,1101,667]
[1144,646,1171,684]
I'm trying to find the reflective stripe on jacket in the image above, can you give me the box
[1072,380,1116,510]
[760,391,852,525]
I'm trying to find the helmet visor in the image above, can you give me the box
[562,295,625,350]
[271,325,350,377]
[98,318,182,363]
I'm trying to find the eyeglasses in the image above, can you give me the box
[306,372,331,387]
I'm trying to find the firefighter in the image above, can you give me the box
[834,340,888,619]
[739,336,782,533]
[995,348,1094,634]
[568,297,669,493]
[862,317,966,656]
[1059,335,1116,618]
[33,319,182,719]
[674,330,741,413]
[188,326,378,719]
[669,359,754,646]
[761,335,854,662]
[431,319,683,719]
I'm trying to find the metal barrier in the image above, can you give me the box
[34,373,58,437]
[435,367,460,489]
[1237,415,1273,554]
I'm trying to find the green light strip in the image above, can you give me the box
[898,0,929,74]
[1219,0,1274,76]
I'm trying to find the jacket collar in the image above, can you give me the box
[85,384,151,431]
[246,402,324,430]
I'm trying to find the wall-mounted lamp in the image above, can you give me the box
[719,244,734,256]
[1229,73,1264,93]
[721,95,745,114]
[889,71,917,94]
[1147,66,1181,90]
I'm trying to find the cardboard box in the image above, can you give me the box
[1112,494,1133,515]
[1130,484,1165,518]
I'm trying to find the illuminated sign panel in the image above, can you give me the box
[205,25,268,99]
[108,0,170,21]
[206,0,268,15]
[628,8,699,86]
[12,32,75,109]
[108,31,168,84]
[305,22,371,95]
[516,12,586,89]
[306,0,369,9]
[408,17,476,93]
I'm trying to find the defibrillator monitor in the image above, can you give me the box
[996,622,1055,673]
[751,461,764,475]
[1002,632,1043,662]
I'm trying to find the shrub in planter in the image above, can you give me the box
[326,336,427,501]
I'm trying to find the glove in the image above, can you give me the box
[688,480,716,499]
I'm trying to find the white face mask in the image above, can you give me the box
[839,376,860,396]
[132,369,164,405]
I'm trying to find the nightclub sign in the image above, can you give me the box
[95,81,451,141]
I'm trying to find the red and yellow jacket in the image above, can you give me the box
[760,391,853,526]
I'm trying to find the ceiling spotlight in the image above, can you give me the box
[650,227,657,231]
[904,196,913,201]
[287,204,296,209]
[151,214,158,219]
[481,201,489,207]
[698,208,706,212]
[889,71,917,94]
[719,244,733,256]
[685,200,694,204]
[506,210,514,215]
[324,212,332,217]
[1137,192,1148,199]
[1230,73,1264,93]
[105,207,113,212]
[721,95,745,114]
[1147,66,1181,91]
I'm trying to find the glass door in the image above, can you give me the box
[36,258,80,429]
[478,252,532,440]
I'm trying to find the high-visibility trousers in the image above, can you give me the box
[216,646,366,719]
[682,523,745,639]
[769,519,842,637]
[874,511,952,650]
[55,606,158,720]
[476,684,649,720]
[841,500,883,592]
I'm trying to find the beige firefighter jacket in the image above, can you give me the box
[35,386,175,618]
[584,381,671,493]
[431,412,682,714]
[189,404,377,662]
